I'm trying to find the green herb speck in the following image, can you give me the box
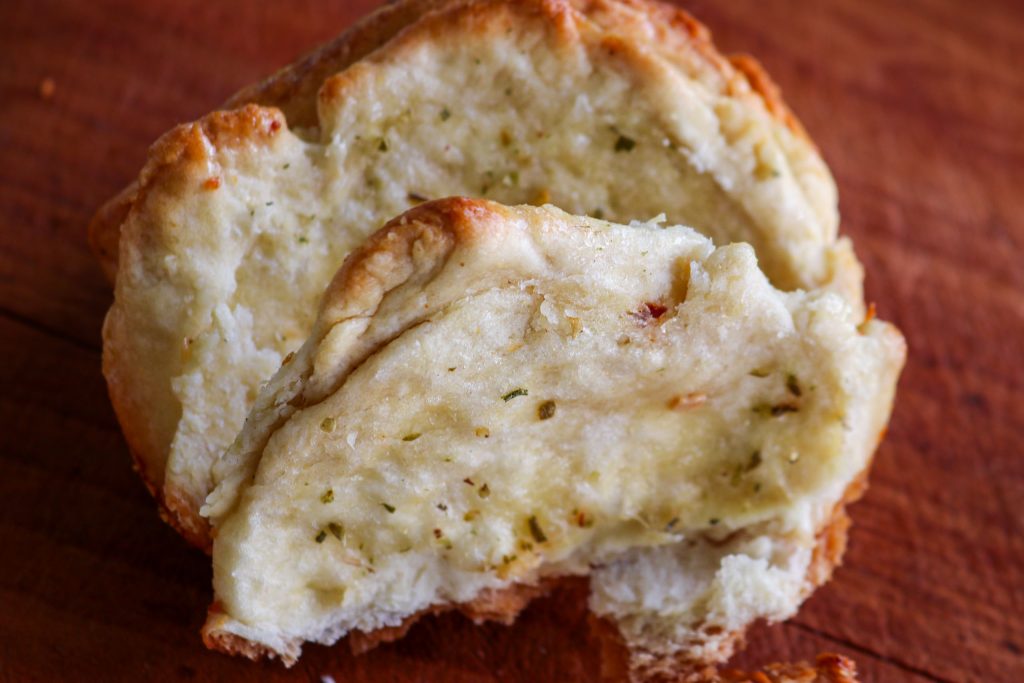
[709,518,720,526]
[298,236,308,244]
[315,530,327,543]
[503,388,528,402]
[378,138,388,152]
[320,489,334,504]
[614,135,636,152]
[402,433,421,442]
[478,483,490,498]
[320,417,336,432]
[786,373,802,397]
[381,503,396,514]
[528,515,548,543]
[749,368,771,378]
[747,450,762,471]
[328,522,343,540]
[440,107,451,121]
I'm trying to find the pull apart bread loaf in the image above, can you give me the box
[199,199,903,677]
[91,0,866,549]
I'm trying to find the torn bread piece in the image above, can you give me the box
[94,0,861,548]
[200,199,904,679]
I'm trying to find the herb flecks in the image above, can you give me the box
[439,107,451,121]
[478,483,490,498]
[749,368,771,378]
[747,450,763,471]
[320,417,336,432]
[614,135,636,152]
[320,489,334,504]
[709,518,720,526]
[408,192,428,204]
[378,138,389,152]
[464,509,480,522]
[528,515,548,543]
[381,503,396,514]
[786,373,802,397]
[328,522,343,540]
[315,530,327,543]
[503,388,528,402]
[402,433,421,442]
[537,400,557,420]
[753,402,800,417]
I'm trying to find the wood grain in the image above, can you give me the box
[1,1,1022,681]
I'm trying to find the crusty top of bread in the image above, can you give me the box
[96,0,863,549]
[200,199,904,674]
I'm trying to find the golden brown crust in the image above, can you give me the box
[224,0,448,128]
[728,54,812,147]
[313,198,490,326]
[87,183,135,283]
[162,485,213,553]
[201,601,297,664]
[344,579,555,656]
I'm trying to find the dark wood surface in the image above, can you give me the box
[2,1,1022,681]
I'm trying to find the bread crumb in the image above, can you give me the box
[39,77,55,100]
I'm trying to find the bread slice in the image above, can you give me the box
[199,199,904,679]
[92,0,864,549]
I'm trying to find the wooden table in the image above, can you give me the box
[1,1,1021,681]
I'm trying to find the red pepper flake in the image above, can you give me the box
[631,302,668,325]
[645,302,667,318]
[667,393,707,411]
[202,176,221,190]
[858,302,877,334]
[269,119,282,132]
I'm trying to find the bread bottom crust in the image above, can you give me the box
[202,480,861,681]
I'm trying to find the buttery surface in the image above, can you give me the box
[203,201,902,666]
[4,0,1021,681]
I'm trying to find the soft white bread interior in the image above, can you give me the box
[200,199,904,678]
[95,0,861,547]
